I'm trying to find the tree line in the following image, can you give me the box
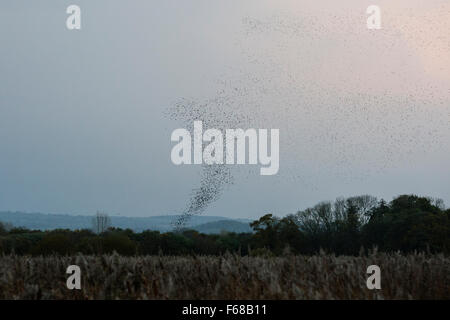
[0,194,449,256]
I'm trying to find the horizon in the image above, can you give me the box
[1,191,446,221]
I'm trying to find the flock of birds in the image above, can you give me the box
[169,5,450,230]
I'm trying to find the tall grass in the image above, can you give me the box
[0,253,448,299]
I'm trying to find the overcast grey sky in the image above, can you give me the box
[1,1,449,218]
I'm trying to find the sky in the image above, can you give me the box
[0,1,449,219]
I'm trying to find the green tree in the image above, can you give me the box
[101,233,137,256]
[34,233,73,256]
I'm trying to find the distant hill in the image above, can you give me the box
[0,211,253,233]
[193,220,253,234]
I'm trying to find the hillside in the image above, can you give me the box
[0,211,252,233]
[193,220,253,234]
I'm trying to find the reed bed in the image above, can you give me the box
[0,253,448,299]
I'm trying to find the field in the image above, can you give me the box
[0,253,448,300]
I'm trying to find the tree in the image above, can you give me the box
[362,195,450,253]
[34,233,73,256]
[250,214,280,253]
[0,221,13,235]
[92,211,111,234]
[345,195,378,225]
[101,233,137,256]
[0,222,7,235]
[277,215,305,254]
[333,200,362,254]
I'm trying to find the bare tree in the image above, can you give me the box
[345,195,378,224]
[428,197,446,210]
[294,201,333,234]
[92,211,111,234]
[0,221,12,234]
[294,195,378,232]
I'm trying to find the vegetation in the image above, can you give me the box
[0,194,448,256]
[0,194,448,300]
[0,252,448,299]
